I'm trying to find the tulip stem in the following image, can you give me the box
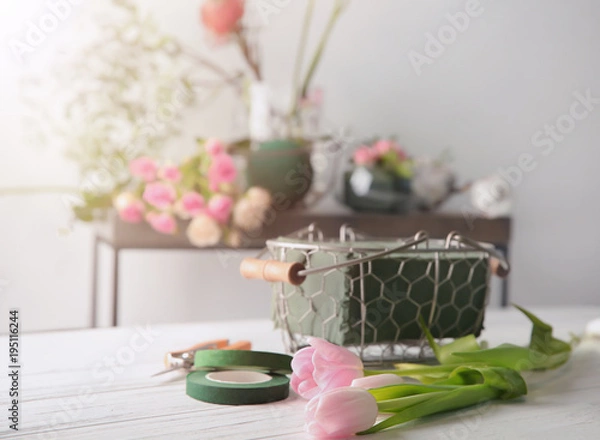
[364,364,459,377]
[360,385,499,435]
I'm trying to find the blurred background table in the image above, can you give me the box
[91,210,511,327]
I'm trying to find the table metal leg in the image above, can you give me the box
[112,248,120,327]
[91,236,99,328]
[497,244,510,308]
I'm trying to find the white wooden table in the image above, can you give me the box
[1,307,599,440]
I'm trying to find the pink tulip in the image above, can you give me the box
[201,0,244,37]
[146,212,177,235]
[305,387,378,439]
[114,193,145,223]
[142,182,176,210]
[351,374,404,390]
[207,194,233,223]
[205,138,225,155]
[129,157,158,182]
[290,346,319,400]
[352,145,375,166]
[179,192,206,218]
[291,337,364,400]
[158,165,182,183]
[208,153,237,191]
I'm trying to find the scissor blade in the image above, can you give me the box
[151,366,185,377]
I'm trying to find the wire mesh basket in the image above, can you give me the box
[241,224,509,364]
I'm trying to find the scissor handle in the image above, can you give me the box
[223,340,252,350]
[166,339,229,364]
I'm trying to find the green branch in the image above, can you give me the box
[298,0,347,102]
[288,0,316,117]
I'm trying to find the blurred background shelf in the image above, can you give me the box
[92,209,511,327]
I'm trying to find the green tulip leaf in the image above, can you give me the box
[514,304,572,357]
[359,307,570,435]
[361,366,527,435]
[419,315,481,365]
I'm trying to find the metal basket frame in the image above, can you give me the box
[262,223,509,364]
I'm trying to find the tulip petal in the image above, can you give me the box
[308,338,364,392]
[291,346,318,399]
[308,337,363,369]
[314,367,363,393]
[351,374,404,390]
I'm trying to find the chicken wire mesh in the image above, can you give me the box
[261,224,508,364]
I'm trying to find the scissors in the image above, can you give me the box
[151,339,252,377]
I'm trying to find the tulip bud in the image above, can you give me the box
[305,387,378,439]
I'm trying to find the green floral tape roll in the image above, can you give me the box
[186,370,290,405]
[193,350,293,375]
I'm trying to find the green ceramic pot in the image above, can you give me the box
[246,139,313,209]
[343,166,413,214]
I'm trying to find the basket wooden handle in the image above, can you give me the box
[240,258,306,286]
[490,257,510,278]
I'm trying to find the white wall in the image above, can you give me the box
[1,0,599,332]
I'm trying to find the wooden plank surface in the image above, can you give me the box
[1,308,598,440]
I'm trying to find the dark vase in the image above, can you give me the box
[343,166,414,214]
[246,139,314,209]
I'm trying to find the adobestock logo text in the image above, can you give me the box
[408,0,488,76]
[462,88,598,228]
[8,0,83,63]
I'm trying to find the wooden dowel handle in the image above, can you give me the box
[490,258,510,278]
[240,258,306,286]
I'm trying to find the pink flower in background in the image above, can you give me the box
[352,145,375,166]
[300,88,324,108]
[208,153,237,191]
[305,387,378,439]
[207,194,233,223]
[373,139,394,155]
[177,192,206,218]
[205,138,225,155]
[118,203,145,223]
[394,144,408,161]
[143,182,176,210]
[129,157,158,182]
[201,0,244,37]
[158,165,182,183]
[186,214,222,247]
[245,186,272,209]
[113,192,145,223]
[146,212,177,235]
[291,337,364,400]
[232,198,266,231]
